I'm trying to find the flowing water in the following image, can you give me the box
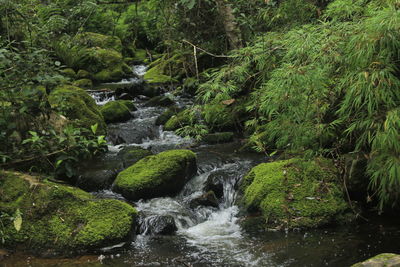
[3,66,400,267]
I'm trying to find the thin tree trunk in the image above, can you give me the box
[214,0,243,50]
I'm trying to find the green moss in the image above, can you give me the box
[48,85,106,134]
[117,146,153,168]
[60,68,77,79]
[113,149,197,200]
[156,106,181,126]
[164,109,192,131]
[75,32,122,53]
[144,65,177,84]
[203,132,234,144]
[351,253,400,267]
[100,101,132,124]
[77,70,90,79]
[73,78,93,89]
[241,158,349,230]
[133,49,148,62]
[0,171,137,254]
[118,100,137,111]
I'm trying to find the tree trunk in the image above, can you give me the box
[215,0,243,50]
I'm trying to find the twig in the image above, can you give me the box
[182,39,235,58]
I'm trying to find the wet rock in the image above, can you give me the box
[139,215,177,235]
[190,191,219,208]
[113,150,197,200]
[100,100,132,123]
[107,120,158,145]
[117,92,134,100]
[117,146,153,168]
[0,171,137,255]
[0,249,10,261]
[203,132,234,144]
[145,96,175,107]
[351,253,400,267]
[241,158,351,230]
[204,172,225,199]
[76,169,118,192]
[164,109,193,131]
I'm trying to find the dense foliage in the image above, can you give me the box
[1,0,400,210]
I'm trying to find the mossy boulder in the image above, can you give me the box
[100,101,133,124]
[156,106,181,126]
[117,146,153,168]
[351,253,400,267]
[144,96,175,107]
[48,85,106,134]
[73,78,93,89]
[203,132,234,144]
[241,158,349,230]
[144,65,177,84]
[164,109,193,131]
[75,32,123,53]
[113,150,197,200]
[60,68,77,79]
[118,100,137,111]
[0,171,137,254]
[77,70,90,79]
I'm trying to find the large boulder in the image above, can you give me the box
[100,100,134,124]
[240,158,349,230]
[351,253,400,267]
[48,85,106,134]
[0,171,137,254]
[113,150,197,200]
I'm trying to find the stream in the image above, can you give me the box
[3,66,400,267]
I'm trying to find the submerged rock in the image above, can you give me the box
[100,100,133,124]
[48,85,106,134]
[0,171,137,255]
[113,149,197,200]
[139,215,177,235]
[240,158,350,230]
[190,191,219,208]
[351,253,400,267]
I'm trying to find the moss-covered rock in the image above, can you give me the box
[118,100,137,111]
[117,146,153,168]
[73,78,93,89]
[144,65,177,84]
[0,171,137,254]
[75,32,123,53]
[241,158,349,230]
[156,106,181,126]
[77,70,90,79]
[100,101,132,124]
[48,85,106,134]
[203,132,234,144]
[164,109,192,131]
[351,253,400,267]
[60,68,77,79]
[144,96,175,107]
[113,150,197,200]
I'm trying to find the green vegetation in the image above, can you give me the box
[113,150,197,200]
[241,159,349,229]
[0,171,137,253]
